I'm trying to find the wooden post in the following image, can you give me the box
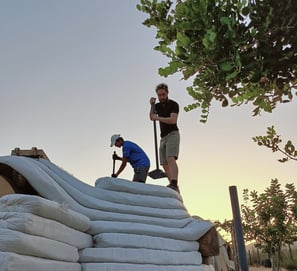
[229,185,249,271]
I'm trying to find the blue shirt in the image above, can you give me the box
[122,141,150,168]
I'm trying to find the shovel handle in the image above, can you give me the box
[112,151,116,174]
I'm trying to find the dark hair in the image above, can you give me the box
[155,83,168,93]
[117,137,124,142]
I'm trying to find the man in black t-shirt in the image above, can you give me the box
[149,83,180,193]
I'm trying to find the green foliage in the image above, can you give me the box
[215,180,297,271]
[253,126,297,163]
[137,0,297,122]
[241,180,297,270]
[213,218,233,240]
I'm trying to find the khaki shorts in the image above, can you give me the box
[159,131,180,165]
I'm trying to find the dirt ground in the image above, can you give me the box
[249,266,270,271]
[249,266,288,271]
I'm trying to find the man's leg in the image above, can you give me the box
[160,138,171,180]
[167,156,178,181]
[162,164,171,181]
[165,131,180,192]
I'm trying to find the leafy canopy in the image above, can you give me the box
[137,0,297,122]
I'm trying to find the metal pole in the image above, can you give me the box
[229,185,249,271]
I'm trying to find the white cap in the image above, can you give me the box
[110,134,121,147]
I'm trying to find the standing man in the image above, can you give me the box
[149,83,180,192]
[110,134,150,183]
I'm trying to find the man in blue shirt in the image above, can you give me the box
[110,134,150,183]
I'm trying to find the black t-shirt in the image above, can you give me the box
[155,99,179,137]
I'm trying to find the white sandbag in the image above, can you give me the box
[95,177,181,199]
[89,219,213,241]
[0,157,193,226]
[0,212,93,249]
[0,156,189,219]
[0,189,188,226]
[0,228,78,262]
[0,156,92,219]
[94,232,199,251]
[0,252,81,271]
[0,193,90,232]
[91,214,193,228]
[29,159,188,219]
[0,159,116,222]
[0,156,72,200]
[82,263,214,271]
[79,247,202,265]
[32,174,189,219]
[67,204,192,228]
[38,158,184,209]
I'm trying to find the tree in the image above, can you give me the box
[215,180,297,271]
[137,0,297,122]
[241,180,297,271]
[137,2,297,269]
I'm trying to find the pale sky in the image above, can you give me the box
[1,1,296,222]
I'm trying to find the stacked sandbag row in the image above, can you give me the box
[0,156,215,271]
[78,178,213,271]
[37,158,214,271]
[0,194,93,271]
